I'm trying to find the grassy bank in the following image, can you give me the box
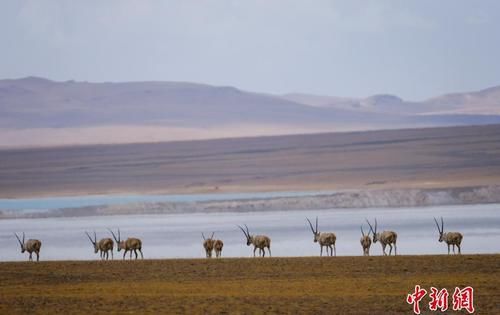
[0,255,498,314]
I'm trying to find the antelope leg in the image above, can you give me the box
[139,249,144,259]
[123,250,127,260]
[253,246,257,257]
[320,246,323,257]
[457,244,461,255]
[268,246,271,257]
[333,244,336,257]
[394,243,397,256]
[388,244,393,256]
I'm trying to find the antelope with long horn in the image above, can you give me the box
[238,224,271,257]
[434,217,463,255]
[108,229,143,260]
[306,217,337,257]
[360,225,372,256]
[202,232,215,258]
[85,231,114,260]
[214,239,224,258]
[14,232,41,262]
[366,219,397,256]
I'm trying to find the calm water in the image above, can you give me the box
[0,204,498,261]
[0,191,335,211]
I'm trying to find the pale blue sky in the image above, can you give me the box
[1,0,499,100]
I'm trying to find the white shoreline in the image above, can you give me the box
[1,185,499,219]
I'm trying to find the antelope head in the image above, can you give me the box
[85,231,98,253]
[361,225,369,238]
[109,228,124,251]
[202,232,215,242]
[14,232,25,253]
[434,217,445,242]
[238,224,253,246]
[306,217,320,242]
[366,219,379,243]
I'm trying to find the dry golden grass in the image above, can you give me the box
[0,255,498,314]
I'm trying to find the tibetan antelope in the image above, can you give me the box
[85,231,114,260]
[366,219,397,256]
[202,232,215,258]
[434,217,463,255]
[214,239,224,258]
[14,232,41,262]
[108,229,143,260]
[306,217,337,257]
[360,225,372,256]
[238,224,271,257]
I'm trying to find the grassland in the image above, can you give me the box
[0,255,498,314]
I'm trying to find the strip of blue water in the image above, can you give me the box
[0,191,334,211]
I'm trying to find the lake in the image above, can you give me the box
[0,203,498,261]
[0,190,335,211]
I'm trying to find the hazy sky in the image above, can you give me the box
[2,0,499,100]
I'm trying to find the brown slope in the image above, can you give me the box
[0,124,499,198]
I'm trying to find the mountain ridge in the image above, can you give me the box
[0,77,499,147]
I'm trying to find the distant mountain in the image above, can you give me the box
[419,86,500,115]
[0,77,387,128]
[0,77,499,147]
[282,88,500,116]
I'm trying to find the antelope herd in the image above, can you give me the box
[202,233,224,258]
[13,217,465,261]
